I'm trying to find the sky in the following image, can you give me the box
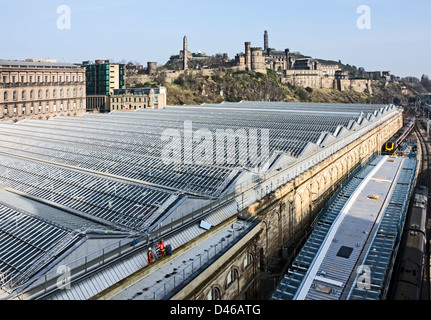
[1,0,430,78]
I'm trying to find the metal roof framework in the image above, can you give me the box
[0,153,180,232]
[0,202,79,290]
[0,101,403,298]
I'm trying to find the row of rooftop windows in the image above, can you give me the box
[2,74,83,84]
[3,88,84,101]
[112,96,149,103]
[111,105,149,110]
[1,100,84,117]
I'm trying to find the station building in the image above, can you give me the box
[0,101,405,300]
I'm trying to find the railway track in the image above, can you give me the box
[413,119,431,300]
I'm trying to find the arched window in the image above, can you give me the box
[21,90,26,100]
[53,89,56,98]
[243,253,253,270]
[30,90,34,99]
[4,91,7,101]
[46,89,49,98]
[259,248,265,271]
[206,287,221,300]
[13,91,17,101]
[60,89,63,97]
[226,268,239,288]
[38,90,42,99]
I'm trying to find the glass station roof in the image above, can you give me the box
[0,101,400,294]
[0,101,398,233]
[0,202,78,287]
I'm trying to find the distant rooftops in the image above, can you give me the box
[0,59,81,69]
[82,59,124,66]
[113,87,165,95]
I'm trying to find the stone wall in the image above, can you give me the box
[336,79,372,94]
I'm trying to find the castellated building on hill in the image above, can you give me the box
[235,30,372,92]
[133,32,371,94]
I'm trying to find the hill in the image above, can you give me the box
[128,69,428,106]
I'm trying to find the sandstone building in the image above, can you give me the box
[234,31,372,93]
[0,59,86,121]
[110,87,167,111]
[235,34,343,89]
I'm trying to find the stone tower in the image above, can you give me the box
[147,61,157,75]
[264,30,269,52]
[245,41,252,71]
[251,47,265,72]
[183,35,188,71]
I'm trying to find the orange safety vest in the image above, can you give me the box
[157,242,165,255]
[147,250,153,263]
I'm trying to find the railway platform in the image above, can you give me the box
[272,154,417,300]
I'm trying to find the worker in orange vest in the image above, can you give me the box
[147,248,154,264]
[156,239,166,257]
[161,239,165,250]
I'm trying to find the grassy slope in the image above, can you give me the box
[131,69,426,106]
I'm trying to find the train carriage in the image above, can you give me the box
[385,117,415,152]
[391,186,428,300]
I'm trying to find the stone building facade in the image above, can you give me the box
[110,87,167,111]
[0,60,86,121]
[234,31,369,91]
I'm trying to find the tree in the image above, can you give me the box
[421,74,431,91]
[155,72,167,86]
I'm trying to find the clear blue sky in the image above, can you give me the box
[1,0,430,78]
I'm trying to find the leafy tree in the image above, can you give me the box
[421,74,431,91]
